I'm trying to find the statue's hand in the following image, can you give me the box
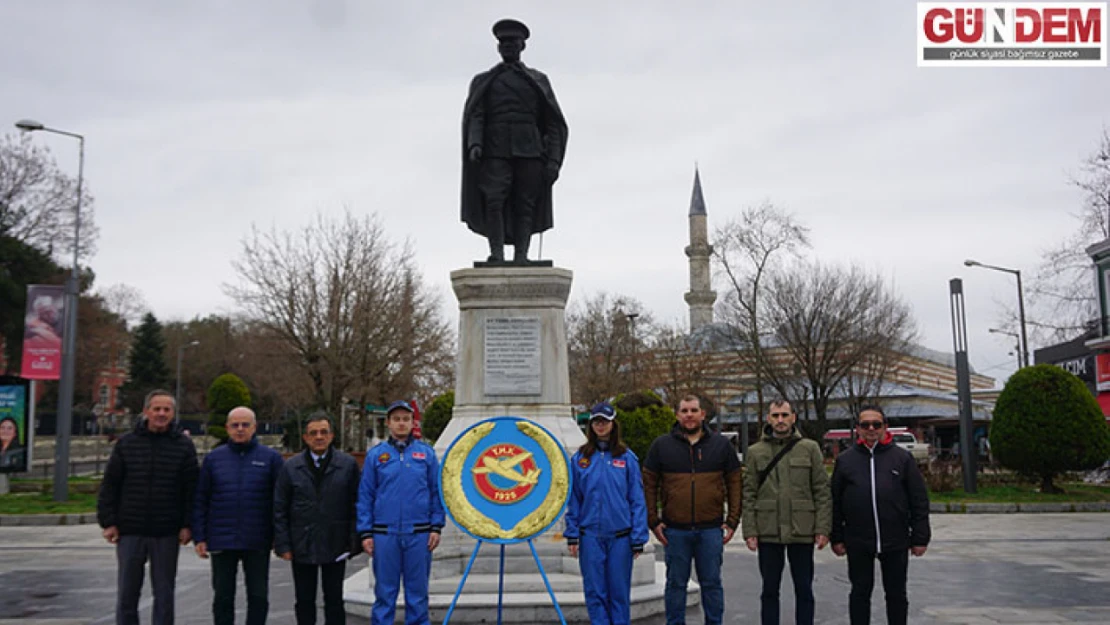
[544,162,560,184]
[468,146,482,162]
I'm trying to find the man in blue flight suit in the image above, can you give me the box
[358,400,445,625]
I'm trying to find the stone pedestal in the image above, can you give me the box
[345,267,695,623]
[436,267,585,449]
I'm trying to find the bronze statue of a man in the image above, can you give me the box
[461,18,569,265]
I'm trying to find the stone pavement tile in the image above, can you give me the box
[1058,606,1110,622]
[924,606,1110,624]
[3,514,1110,624]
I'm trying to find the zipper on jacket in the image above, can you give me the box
[237,448,245,542]
[868,446,882,553]
[689,444,696,525]
[146,435,157,531]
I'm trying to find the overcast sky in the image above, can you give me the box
[5,1,1107,387]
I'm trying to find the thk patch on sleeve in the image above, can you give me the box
[412,452,427,460]
[612,459,626,468]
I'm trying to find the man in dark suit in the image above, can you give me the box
[274,412,360,625]
[460,18,569,264]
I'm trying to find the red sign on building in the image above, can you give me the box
[1096,352,1110,392]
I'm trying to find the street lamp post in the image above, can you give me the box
[16,119,84,503]
[175,340,201,422]
[625,312,640,391]
[988,328,1022,370]
[964,259,1030,368]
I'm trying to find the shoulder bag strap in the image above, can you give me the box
[757,438,802,490]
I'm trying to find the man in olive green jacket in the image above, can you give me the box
[741,398,831,625]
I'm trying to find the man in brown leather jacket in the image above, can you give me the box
[643,395,742,625]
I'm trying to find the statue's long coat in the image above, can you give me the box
[460,63,569,244]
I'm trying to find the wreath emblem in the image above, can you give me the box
[441,419,570,542]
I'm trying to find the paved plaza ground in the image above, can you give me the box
[0,513,1107,624]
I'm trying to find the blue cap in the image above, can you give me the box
[590,402,616,421]
[386,400,414,416]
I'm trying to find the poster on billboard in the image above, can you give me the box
[20,285,65,381]
[1097,352,1110,393]
[0,376,31,473]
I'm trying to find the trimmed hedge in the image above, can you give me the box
[990,364,1110,492]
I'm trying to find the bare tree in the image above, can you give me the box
[566,292,652,405]
[1028,128,1110,341]
[838,348,905,421]
[97,283,150,330]
[765,261,917,431]
[712,201,810,416]
[225,209,454,427]
[0,132,98,261]
[647,321,713,408]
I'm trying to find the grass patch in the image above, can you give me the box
[0,491,97,514]
[929,483,1110,503]
[11,475,100,483]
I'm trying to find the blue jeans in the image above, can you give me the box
[663,527,724,625]
[757,542,815,625]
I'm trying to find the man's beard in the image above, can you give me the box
[683,424,701,435]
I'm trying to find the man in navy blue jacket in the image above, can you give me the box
[358,400,445,625]
[193,407,284,625]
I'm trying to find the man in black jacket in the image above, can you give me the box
[830,405,930,625]
[97,389,200,625]
[274,412,360,625]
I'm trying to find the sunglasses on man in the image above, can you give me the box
[857,420,885,430]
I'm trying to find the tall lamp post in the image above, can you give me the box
[624,312,640,391]
[988,328,1022,370]
[16,119,84,502]
[964,259,1029,368]
[175,340,200,422]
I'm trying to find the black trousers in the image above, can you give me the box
[291,561,346,625]
[757,542,815,625]
[211,549,271,625]
[116,534,180,625]
[477,157,543,255]
[846,548,909,625]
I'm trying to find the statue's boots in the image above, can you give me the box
[487,215,505,262]
[513,219,532,264]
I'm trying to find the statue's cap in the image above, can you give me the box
[492,18,529,41]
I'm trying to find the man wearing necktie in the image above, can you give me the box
[274,412,360,625]
[460,18,569,265]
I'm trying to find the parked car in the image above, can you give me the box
[891,431,930,462]
[823,427,930,463]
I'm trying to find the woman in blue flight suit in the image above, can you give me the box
[565,401,650,625]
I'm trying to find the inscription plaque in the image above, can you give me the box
[484,317,542,395]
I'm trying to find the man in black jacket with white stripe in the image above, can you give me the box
[830,405,930,625]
